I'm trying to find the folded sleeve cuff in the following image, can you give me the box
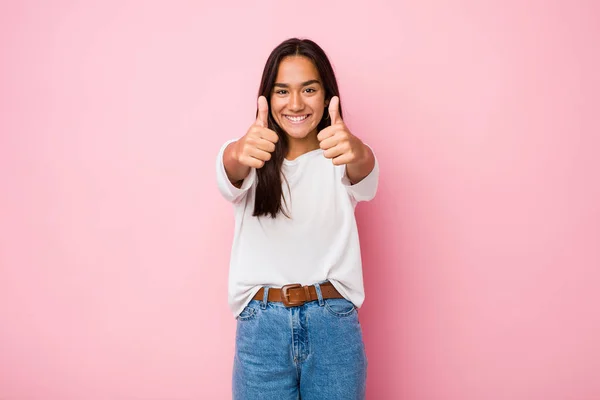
[216,139,256,204]
[341,145,379,203]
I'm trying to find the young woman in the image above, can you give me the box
[216,37,379,399]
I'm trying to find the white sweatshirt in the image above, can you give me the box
[216,139,379,318]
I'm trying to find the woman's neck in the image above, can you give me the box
[285,131,320,161]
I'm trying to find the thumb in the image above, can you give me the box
[256,96,269,127]
[328,96,341,125]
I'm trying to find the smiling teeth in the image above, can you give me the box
[285,115,308,122]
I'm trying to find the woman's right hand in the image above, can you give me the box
[233,96,279,169]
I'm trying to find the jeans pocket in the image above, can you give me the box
[324,298,356,317]
[236,305,258,321]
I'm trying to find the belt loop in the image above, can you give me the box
[314,282,325,306]
[261,286,269,309]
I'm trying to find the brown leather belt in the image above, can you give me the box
[252,281,344,307]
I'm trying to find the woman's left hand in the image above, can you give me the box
[317,96,368,166]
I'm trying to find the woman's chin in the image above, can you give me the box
[283,127,317,140]
[285,132,310,140]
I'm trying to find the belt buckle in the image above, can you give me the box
[281,283,304,307]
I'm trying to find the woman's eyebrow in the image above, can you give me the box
[273,79,321,88]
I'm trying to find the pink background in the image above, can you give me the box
[1,1,599,399]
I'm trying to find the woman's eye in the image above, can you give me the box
[275,90,288,95]
[305,88,316,93]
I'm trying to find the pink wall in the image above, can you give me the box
[1,1,598,399]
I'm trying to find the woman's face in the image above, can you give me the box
[270,56,327,140]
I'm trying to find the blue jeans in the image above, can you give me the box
[232,281,368,399]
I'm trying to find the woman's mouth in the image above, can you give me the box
[283,114,310,124]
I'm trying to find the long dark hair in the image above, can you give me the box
[253,38,343,218]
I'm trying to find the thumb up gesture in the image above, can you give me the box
[233,96,279,169]
[317,96,368,166]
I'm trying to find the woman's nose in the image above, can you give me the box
[288,92,304,111]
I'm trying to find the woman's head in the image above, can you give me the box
[257,38,343,140]
[254,38,342,218]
